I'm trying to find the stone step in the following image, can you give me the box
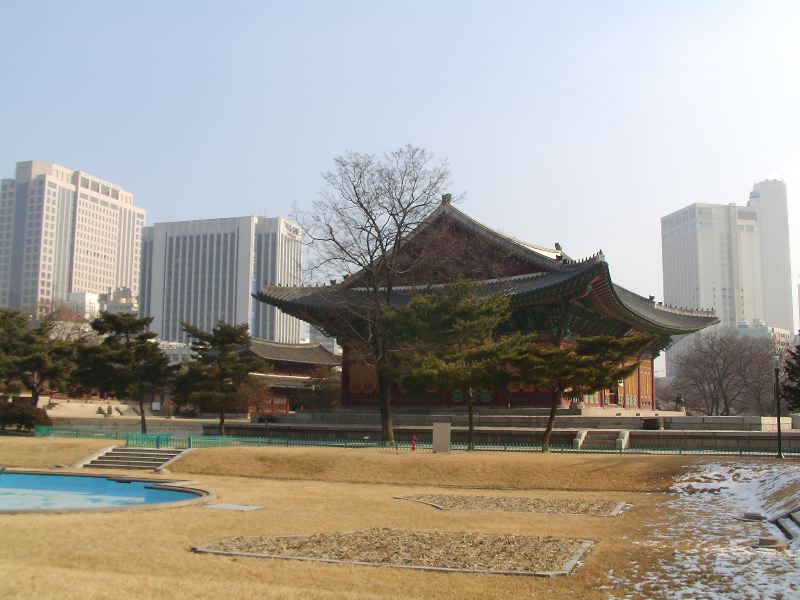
[582,444,619,449]
[82,447,185,471]
[86,462,156,470]
[583,441,619,446]
[98,458,177,465]
[582,432,620,449]
[88,458,168,467]
[107,450,181,458]
[790,511,800,528]
[111,447,182,453]
[774,517,799,541]
[91,454,170,462]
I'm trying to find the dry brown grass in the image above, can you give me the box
[0,472,662,599]
[0,440,706,599]
[172,446,697,492]
[0,437,112,468]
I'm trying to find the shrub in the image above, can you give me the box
[0,402,52,431]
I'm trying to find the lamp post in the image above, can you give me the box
[772,355,783,459]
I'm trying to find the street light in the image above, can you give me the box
[772,355,784,459]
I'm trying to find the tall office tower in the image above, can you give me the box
[661,180,793,373]
[0,161,144,318]
[140,216,302,343]
[747,180,793,333]
[662,203,762,328]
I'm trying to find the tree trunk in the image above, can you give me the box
[219,409,225,437]
[376,364,395,443]
[139,398,147,434]
[541,390,563,452]
[30,388,40,408]
[467,387,475,451]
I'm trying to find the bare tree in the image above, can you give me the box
[671,330,776,416]
[297,145,451,442]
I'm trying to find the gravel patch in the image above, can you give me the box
[195,528,592,576]
[397,493,624,516]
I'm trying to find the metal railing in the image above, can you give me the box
[33,426,800,457]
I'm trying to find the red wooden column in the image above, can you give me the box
[637,360,642,409]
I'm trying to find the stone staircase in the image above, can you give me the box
[84,447,184,471]
[773,510,800,542]
[580,430,621,450]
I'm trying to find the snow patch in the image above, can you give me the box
[607,462,800,599]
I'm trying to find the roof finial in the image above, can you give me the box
[441,193,452,206]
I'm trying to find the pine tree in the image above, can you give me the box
[88,312,171,433]
[781,338,800,412]
[505,333,661,450]
[0,309,76,406]
[387,280,513,449]
[182,320,261,436]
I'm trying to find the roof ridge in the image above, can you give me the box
[251,338,330,350]
[653,302,717,316]
[441,205,568,267]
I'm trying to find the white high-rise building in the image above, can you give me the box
[661,180,793,373]
[0,161,144,318]
[747,180,793,333]
[139,216,302,343]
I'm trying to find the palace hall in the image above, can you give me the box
[255,198,717,410]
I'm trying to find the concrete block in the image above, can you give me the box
[432,422,451,453]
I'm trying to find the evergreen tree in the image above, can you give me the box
[782,338,800,412]
[505,333,661,450]
[387,280,514,449]
[182,320,261,436]
[87,312,171,433]
[0,309,76,405]
[0,310,30,392]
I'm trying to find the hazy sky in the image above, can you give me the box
[2,0,799,334]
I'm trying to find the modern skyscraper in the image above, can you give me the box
[661,180,793,373]
[139,216,302,343]
[0,160,144,318]
[747,180,793,333]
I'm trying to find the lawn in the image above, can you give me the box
[0,438,712,599]
[0,436,112,468]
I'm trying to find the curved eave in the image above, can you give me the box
[255,264,719,337]
[589,278,719,335]
[252,289,345,320]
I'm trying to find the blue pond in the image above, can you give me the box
[0,472,200,511]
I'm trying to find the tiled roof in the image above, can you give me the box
[251,373,313,389]
[611,284,718,330]
[44,306,87,324]
[339,204,601,290]
[256,261,718,336]
[254,203,718,337]
[249,338,341,366]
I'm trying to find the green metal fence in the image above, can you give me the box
[33,426,128,441]
[32,425,799,457]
